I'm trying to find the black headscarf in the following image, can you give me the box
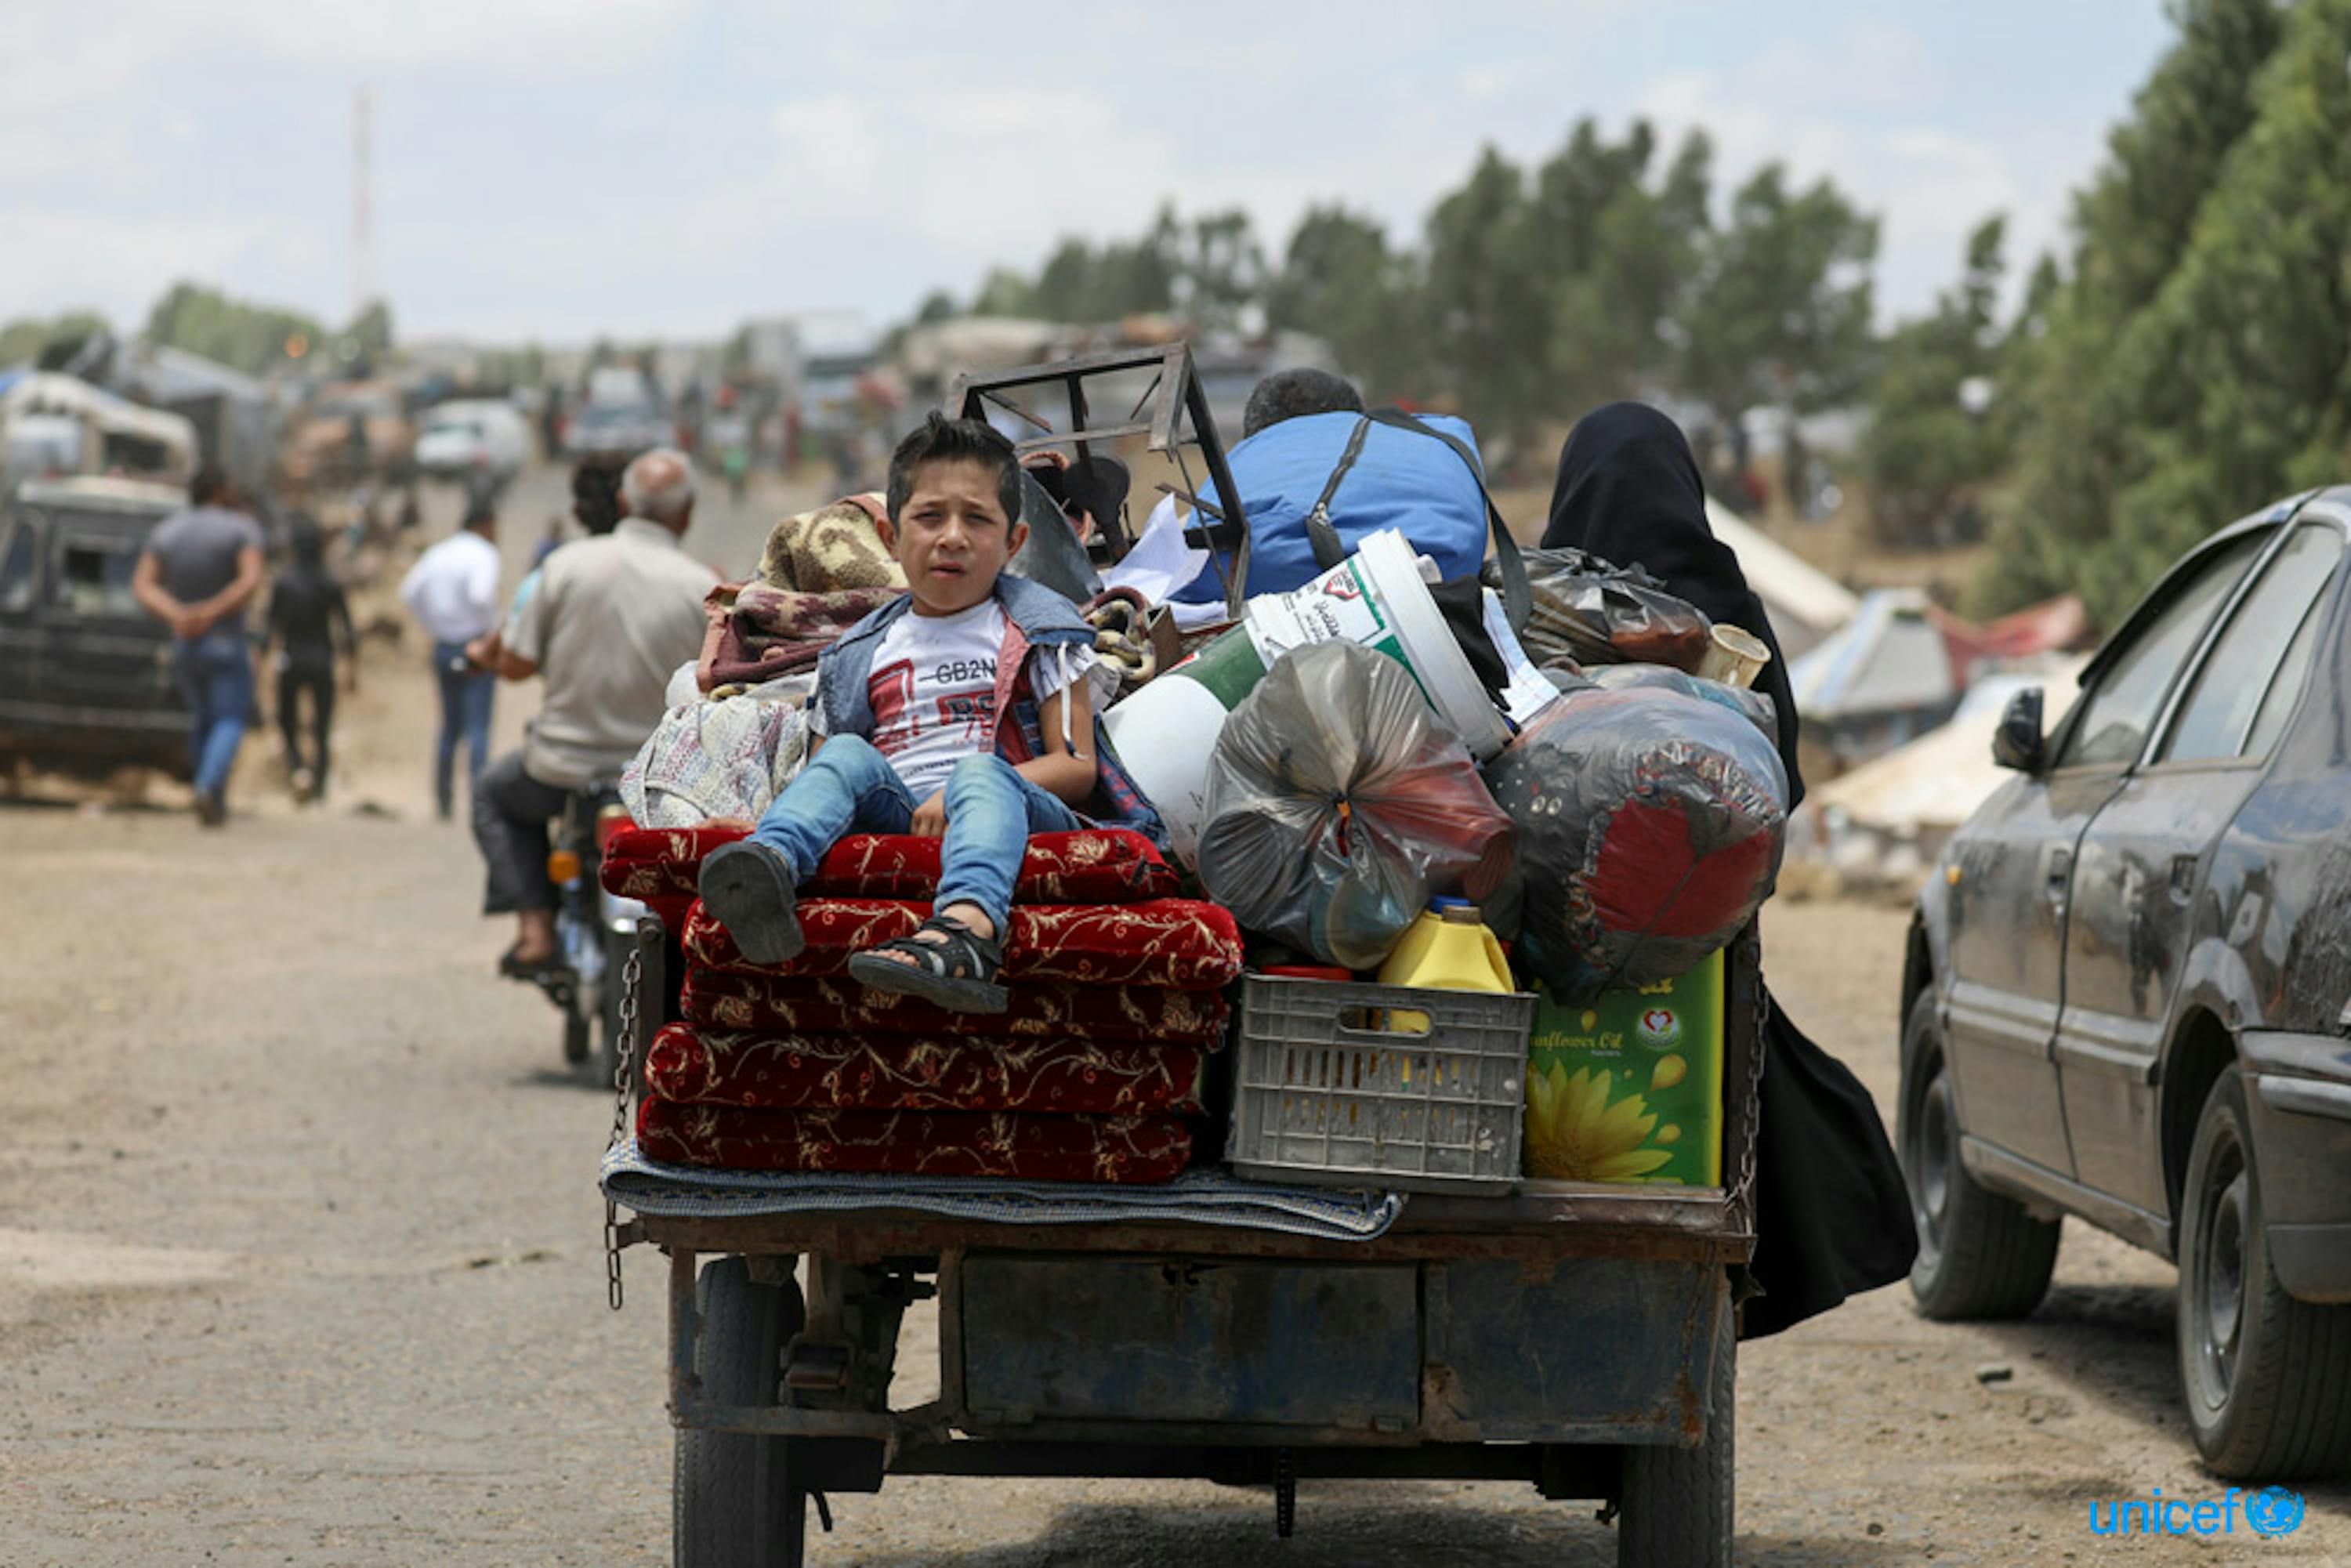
[1542,402,1804,809]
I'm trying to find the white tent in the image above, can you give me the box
[1703,498,1858,661]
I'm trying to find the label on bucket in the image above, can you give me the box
[1242,559,1412,683]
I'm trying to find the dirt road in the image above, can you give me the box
[2,475,2344,1565]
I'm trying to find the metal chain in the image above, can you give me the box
[1727,931,1767,1215]
[603,925,646,1311]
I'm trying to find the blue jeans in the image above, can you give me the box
[748,736,1083,930]
[432,640,495,816]
[177,630,254,800]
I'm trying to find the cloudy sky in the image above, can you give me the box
[3,2,2174,345]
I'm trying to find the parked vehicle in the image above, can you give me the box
[0,371,198,483]
[563,400,672,466]
[415,399,532,483]
[1900,490,2351,1479]
[0,476,194,777]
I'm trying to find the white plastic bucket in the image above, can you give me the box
[1104,527,1512,864]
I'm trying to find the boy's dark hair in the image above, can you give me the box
[189,465,233,506]
[571,461,622,535]
[885,413,1023,525]
[1242,368,1364,439]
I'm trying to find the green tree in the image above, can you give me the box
[341,299,395,368]
[143,282,328,376]
[1675,165,1878,461]
[1860,216,2009,546]
[1423,146,1549,445]
[1981,0,2290,613]
[0,310,110,368]
[1266,205,1425,400]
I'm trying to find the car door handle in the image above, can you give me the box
[2170,854,2199,904]
[2045,849,2073,898]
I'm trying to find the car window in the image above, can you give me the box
[0,522,36,614]
[55,536,144,619]
[2241,591,2330,761]
[2160,525,2344,763]
[2055,532,2266,770]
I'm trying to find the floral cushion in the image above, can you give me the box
[636,1097,1193,1183]
[680,968,1228,1045]
[603,827,1176,906]
[681,898,1244,991]
[644,1023,1207,1114]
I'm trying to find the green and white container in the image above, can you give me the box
[1104,528,1510,865]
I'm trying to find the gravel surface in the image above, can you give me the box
[2,470,2343,1564]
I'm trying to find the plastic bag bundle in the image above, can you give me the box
[1485,685,1788,1001]
[1584,661,1778,739]
[1489,548,1713,671]
[1196,641,1516,970]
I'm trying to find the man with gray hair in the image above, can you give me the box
[469,447,716,976]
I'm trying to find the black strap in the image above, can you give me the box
[1363,407,1533,634]
[1220,410,1533,633]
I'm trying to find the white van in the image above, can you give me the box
[415,399,532,481]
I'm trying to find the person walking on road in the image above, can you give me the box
[400,492,503,820]
[468,448,714,974]
[266,516,357,804]
[132,466,267,827]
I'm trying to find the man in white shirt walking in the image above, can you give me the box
[400,492,502,820]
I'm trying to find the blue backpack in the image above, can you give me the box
[1172,407,1531,629]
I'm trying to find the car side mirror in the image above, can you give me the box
[1992,687,2046,773]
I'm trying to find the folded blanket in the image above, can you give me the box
[636,1097,1194,1183]
[682,897,1244,991]
[603,827,1177,907]
[680,968,1229,1045]
[698,581,902,693]
[645,1023,1207,1114]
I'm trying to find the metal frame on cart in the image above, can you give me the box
[610,922,1764,1546]
[948,342,1250,565]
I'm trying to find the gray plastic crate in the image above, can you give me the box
[1226,974,1534,1195]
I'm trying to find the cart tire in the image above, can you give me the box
[675,1257,807,1568]
[1618,1273,1733,1568]
[1898,990,2059,1320]
[2177,1069,2351,1479]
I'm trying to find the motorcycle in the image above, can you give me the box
[534,782,645,1084]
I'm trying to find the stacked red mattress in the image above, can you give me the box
[603,825,1241,1183]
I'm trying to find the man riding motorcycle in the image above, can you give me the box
[467,448,715,978]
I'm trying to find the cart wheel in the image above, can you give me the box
[676,1257,807,1568]
[1617,1273,1733,1568]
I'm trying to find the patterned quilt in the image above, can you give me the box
[636,1097,1194,1184]
[680,967,1228,1045]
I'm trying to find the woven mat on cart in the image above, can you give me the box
[602,1139,1406,1240]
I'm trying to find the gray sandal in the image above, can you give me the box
[847,914,1009,1014]
[697,841,805,966]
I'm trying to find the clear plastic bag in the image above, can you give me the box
[1584,661,1778,737]
[1485,684,1788,1001]
[1197,641,1516,970]
[1490,548,1714,671]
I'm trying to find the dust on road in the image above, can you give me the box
[0,473,2344,1566]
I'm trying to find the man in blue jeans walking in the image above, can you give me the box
[400,493,502,818]
[132,468,266,827]
[697,415,1163,1013]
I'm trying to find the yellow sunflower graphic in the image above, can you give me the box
[1525,1063,1673,1181]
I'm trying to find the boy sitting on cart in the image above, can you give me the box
[697,414,1161,1013]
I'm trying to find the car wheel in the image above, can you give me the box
[1899,990,2060,1320]
[676,1258,806,1567]
[2176,1068,2351,1479]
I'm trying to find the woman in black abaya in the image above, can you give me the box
[1543,401,1917,1338]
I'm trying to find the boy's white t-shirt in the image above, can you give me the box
[813,599,1094,799]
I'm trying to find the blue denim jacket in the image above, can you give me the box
[813,575,1169,849]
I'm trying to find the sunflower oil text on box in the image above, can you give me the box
[1523,951,1723,1185]
[2087,1485,2306,1538]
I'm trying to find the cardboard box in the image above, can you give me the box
[1523,951,1723,1186]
